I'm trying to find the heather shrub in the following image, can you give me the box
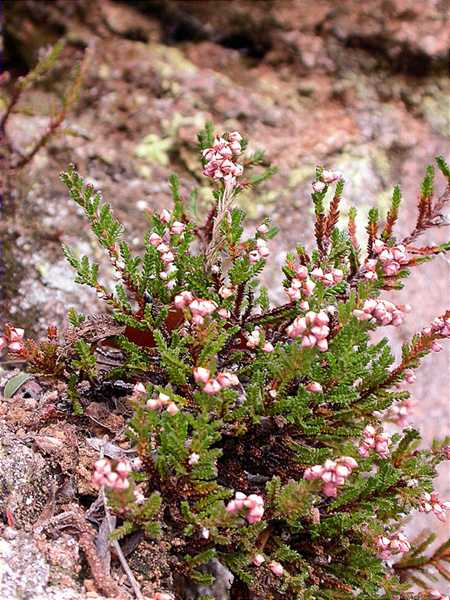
[2,124,450,600]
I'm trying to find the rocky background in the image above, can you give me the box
[0,1,449,598]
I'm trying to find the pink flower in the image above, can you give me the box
[257,224,269,234]
[322,169,342,183]
[174,290,194,309]
[226,492,265,524]
[203,379,222,395]
[152,593,175,600]
[171,221,185,235]
[156,243,170,254]
[160,208,171,223]
[0,326,25,353]
[353,299,409,327]
[216,372,239,389]
[148,233,163,247]
[92,458,131,491]
[252,553,265,566]
[246,327,261,349]
[304,456,357,497]
[357,425,390,459]
[287,311,330,352]
[306,382,323,393]
[312,181,326,193]
[161,251,175,264]
[269,561,284,577]
[166,402,179,416]
[263,341,274,353]
[404,369,416,384]
[147,399,160,410]
[193,367,211,384]
[133,382,146,395]
[375,532,410,560]
[188,453,200,466]
[249,239,270,263]
[418,491,450,521]
[367,239,409,278]
[202,131,244,184]
[386,397,416,427]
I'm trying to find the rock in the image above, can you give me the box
[0,424,55,528]
[0,531,110,600]
[0,532,50,599]
[182,559,234,600]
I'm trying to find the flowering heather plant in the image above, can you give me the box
[2,123,450,599]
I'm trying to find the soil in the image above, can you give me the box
[0,1,449,598]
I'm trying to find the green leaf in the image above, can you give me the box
[3,372,33,399]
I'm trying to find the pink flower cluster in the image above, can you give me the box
[353,299,411,327]
[365,240,409,280]
[285,265,315,301]
[357,425,390,459]
[0,326,25,353]
[403,369,416,384]
[375,531,410,560]
[245,327,274,352]
[311,267,344,287]
[249,238,270,264]
[444,445,450,460]
[92,458,131,491]
[312,170,342,192]
[148,234,179,288]
[387,397,416,427]
[423,316,450,352]
[146,391,179,416]
[286,310,330,352]
[226,491,265,524]
[193,367,239,395]
[418,491,450,522]
[174,291,217,326]
[304,456,358,497]
[202,132,244,185]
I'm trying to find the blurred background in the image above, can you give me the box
[1,0,449,539]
